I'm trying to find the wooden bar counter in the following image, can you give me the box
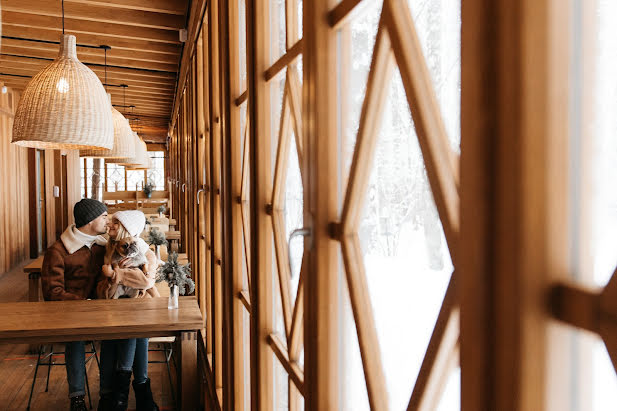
[0,297,203,410]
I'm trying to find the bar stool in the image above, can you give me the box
[27,342,99,410]
[148,337,176,405]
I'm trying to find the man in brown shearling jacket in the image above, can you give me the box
[41,198,108,411]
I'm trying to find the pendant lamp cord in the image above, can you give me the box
[104,48,107,92]
[62,0,65,34]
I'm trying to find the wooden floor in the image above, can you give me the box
[0,259,177,410]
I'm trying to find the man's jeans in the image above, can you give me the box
[65,341,86,398]
[100,338,150,394]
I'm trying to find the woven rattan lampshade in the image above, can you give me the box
[80,94,135,160]
[11,34,113,150]
[124,133,150,169]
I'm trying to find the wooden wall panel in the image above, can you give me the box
[0,88,30,274]
[0,84,84,275]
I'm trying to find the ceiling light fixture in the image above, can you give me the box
[80,47,136,160]
[11,0,113,149]
[124,132,151,170]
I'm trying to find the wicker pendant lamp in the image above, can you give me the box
[124,133,150,169]
[111,131,141,166]
[11,33,113,150]
[80,47,135,159]
[79,94,135,159]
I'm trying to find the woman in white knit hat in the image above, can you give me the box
[96,210,160,411]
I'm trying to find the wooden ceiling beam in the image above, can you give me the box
[116,104,174,112]
[1,85,172,119]
[0,74,174,101]
[0,74,175,96]
[122,113,169,122]
[121,106,172,113]
[135,125,169,133]
[2,11,181,44]
[2,0,186,30]
[143,138,168,144]
[0,59,176,82]
[1,47,178,73]
[146,143,168,151]
[1,0,188,128]
[106,88,175,100]
[65,0,188,15]
[2,25,181,55]
[1,39,180,65]
[137,125,168,131]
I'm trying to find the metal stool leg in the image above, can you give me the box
[27,346,44,410]
[90,342,100,370]
[45,345,52,392]
[169,343,177,371]
[165,343,176,406]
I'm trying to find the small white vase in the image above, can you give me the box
[168,284,179,309]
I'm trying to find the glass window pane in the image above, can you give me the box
[338,0,382,204]
[80,158,86,198]
[242,308,251,411]
[270,0,286,63]
[271,67,286,171]
[285,132,303,305]
[273,350,289,410]
[297,0,303,41]
[127,169,145,191]
[273,240,286,336]
[147,151,166,190]
[436,367,460,411]
[593,338,617,410]
[106,162,126,192]
[357,68,453,410]
[341,257,370,411]
[239,0,247,91]
[406,0,461,152]
[592,0,617,288]
[588,2,617,410]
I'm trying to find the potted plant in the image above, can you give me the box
[146,227,167,260]
[156,252,194,309]
[157,204,167,218]
[143,181,154,198]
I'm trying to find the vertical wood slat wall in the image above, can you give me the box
[0,85,81,274]
[0,89,30,273]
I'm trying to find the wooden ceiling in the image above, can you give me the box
[0,0,190,143]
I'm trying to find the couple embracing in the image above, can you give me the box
[41,198,161,411]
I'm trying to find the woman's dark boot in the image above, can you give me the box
[132,378,160,411]
[112,370,133,411]
[70,395,87,411]
[97,392,115,411]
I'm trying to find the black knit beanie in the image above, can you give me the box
[73,199,107,228]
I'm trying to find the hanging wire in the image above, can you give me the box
[104,47,107,92]
[62,0,65,34]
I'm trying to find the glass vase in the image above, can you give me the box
[168,284,179,309]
